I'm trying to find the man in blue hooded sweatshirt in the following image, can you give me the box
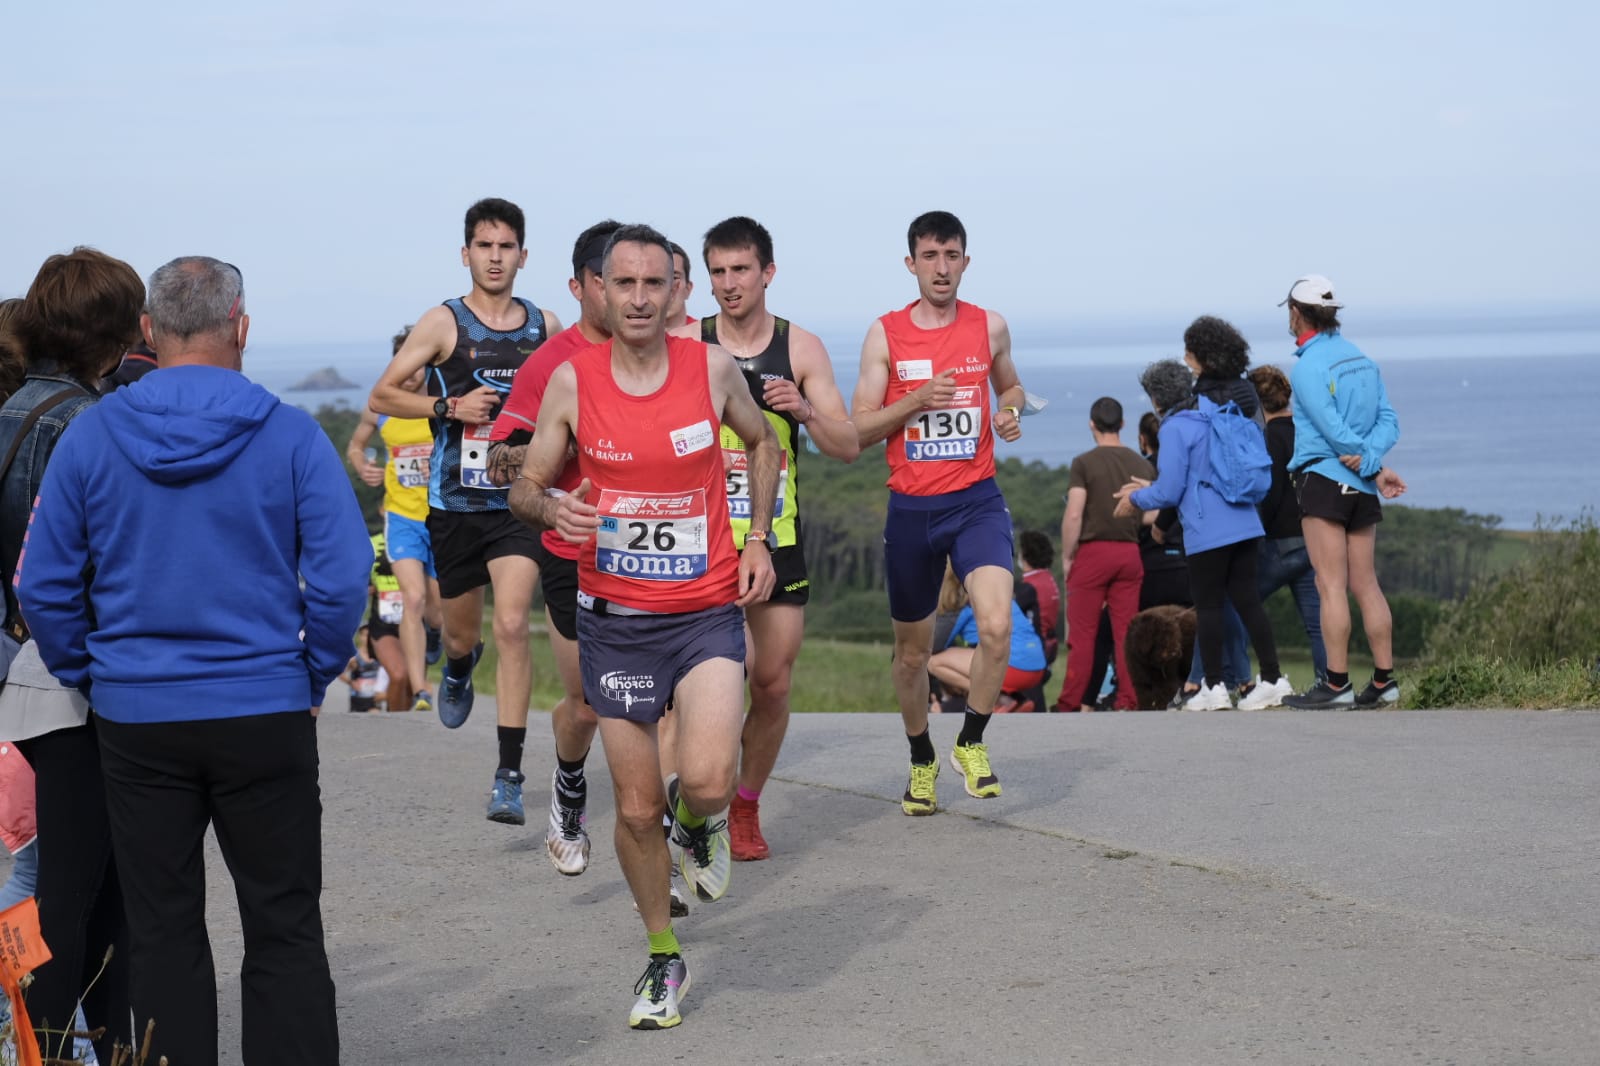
[16,256,371,1066]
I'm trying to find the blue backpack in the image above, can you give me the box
[1198,396,1272,505]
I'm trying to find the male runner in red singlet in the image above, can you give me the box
[370,198,562,828]
[508,224,778,1030]
[669,216,859,861]
[851,210,1027,815]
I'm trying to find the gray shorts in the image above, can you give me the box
[577,601,746,723]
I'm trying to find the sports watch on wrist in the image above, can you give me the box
[741,529,778,551]
[433,397,450,420]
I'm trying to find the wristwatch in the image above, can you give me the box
[741,529,778,551]
[433,397,450,420]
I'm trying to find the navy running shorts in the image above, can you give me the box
[577,601,746,723]
[883,478,1015,622]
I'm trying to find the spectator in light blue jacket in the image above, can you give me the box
[1115,328,1291,712]
[1277,275,1404,710]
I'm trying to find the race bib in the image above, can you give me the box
[722,446,788,520]
[459,423,496,490]
[595,490,709,581]
[903,386,981,461]
[377,589,404,625]
[392,443,431,489]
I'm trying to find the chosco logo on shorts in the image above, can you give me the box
[600,671,658,708]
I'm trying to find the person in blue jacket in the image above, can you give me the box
[1114,329,1293,712]
[16,256,371,1066]
[1275,275,1403,709]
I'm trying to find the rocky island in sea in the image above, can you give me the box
[287,366,359,391]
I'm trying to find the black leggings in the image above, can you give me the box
[1186,538,1281,686]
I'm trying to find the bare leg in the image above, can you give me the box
[1303,517,1352,675]
[672,657,746,817]
[891,614,936,739]
[598,717,672,933]
[737,603,803,794]
[391,556,431,695]
[1345,525,1393,670]
[439,586,485,661]
[927,646,975,696]
[485,555,538,729]
[962,564,1015,714]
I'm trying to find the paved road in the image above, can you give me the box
[198,700,1600,1065]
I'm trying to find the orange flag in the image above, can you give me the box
[0,896,51,1066]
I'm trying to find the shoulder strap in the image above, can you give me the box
[1,387,90,640]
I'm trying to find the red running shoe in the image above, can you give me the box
[728,795,770,861]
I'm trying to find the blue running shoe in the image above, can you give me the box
[425,623,443,667]
[438,641,483,729]
[487,768,526,825]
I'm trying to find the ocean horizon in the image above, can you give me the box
[243,320,1600,532]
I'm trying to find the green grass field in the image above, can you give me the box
[419,621,1357,713]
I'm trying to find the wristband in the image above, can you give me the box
[447,396,459,420]
[1002,405,1020,420]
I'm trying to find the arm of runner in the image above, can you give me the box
[507,364,597,544]
[771,327,859,462]
[713,346,778,606]
[987,310,1024,443]
[850,319,957,447]
[344,406,384,487]
[540,307,565,337]
[369,306,454,419]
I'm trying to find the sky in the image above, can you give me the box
[4,1,1597,351]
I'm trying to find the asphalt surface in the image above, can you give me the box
[192,698,1600,1065]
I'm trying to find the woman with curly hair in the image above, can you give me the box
[1115,321,1293,711]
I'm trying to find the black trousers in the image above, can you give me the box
[15,721,131,1063]
[1186,537,1281,686]
[96,711,339,1066]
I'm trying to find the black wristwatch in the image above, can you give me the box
[433,397,450,420]
[741,529,778,551]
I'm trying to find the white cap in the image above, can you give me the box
[1278,274,1342,309]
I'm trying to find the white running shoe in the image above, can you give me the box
[1182,682,1233,712]
[629,953,691,1030]
[545,771,590,876]
[1237,675,1295,710]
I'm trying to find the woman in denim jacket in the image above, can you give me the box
[0,247,143,1063]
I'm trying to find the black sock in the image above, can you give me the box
[555,752,588,807]
[497,726,526,774]
[1327,670,1350,690]
[908,728,936,765]
[1373,667,1393,685]
[446,652,475,679]
[957,706,990,747]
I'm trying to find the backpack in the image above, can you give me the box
[1198,396,1272,505]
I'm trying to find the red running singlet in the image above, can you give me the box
[879,300,996,496]
[571,337,740,612]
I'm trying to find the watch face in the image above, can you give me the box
[434,398,449,417]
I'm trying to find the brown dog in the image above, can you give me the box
[1123,605,1197,710]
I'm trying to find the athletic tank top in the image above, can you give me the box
[428,297,548,512]
[571,337,740,613]
[377,414,433,521]
[880,299,995,496]
[369,534,403,626]
[701,315,800,548]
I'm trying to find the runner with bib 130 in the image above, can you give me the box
[851,210,1028,816]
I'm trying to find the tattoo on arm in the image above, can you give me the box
[486,442,527,487]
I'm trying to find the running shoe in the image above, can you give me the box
[425,624,443,666]
[668,779,731,902]
[629,953,690,1030]
[412,690,433,713]
[1285,680,1356,710]
[728,794,769,862]
[1182,682,1233,712]
[1237,676,1295,710]
[546,771,590,876]
[487,768,526,825]
[902,759,940,816]
[438,642,483,729]
[950,742,1002,798]
[1355,678,1401,707]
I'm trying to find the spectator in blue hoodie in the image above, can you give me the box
[1276,275,1403,710]
[1115,329,1293,712]
[17,256,371,1066]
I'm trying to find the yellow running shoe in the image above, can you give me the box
[950,742,1001,798]
[902,759,940,816]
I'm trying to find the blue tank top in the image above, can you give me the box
[427,297,548,512]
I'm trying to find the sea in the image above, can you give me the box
[245,321,1600,532]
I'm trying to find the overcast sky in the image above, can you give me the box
[4,1,1596,348]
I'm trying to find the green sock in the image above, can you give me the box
[674,792,706,831]
[647,924,681,957]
